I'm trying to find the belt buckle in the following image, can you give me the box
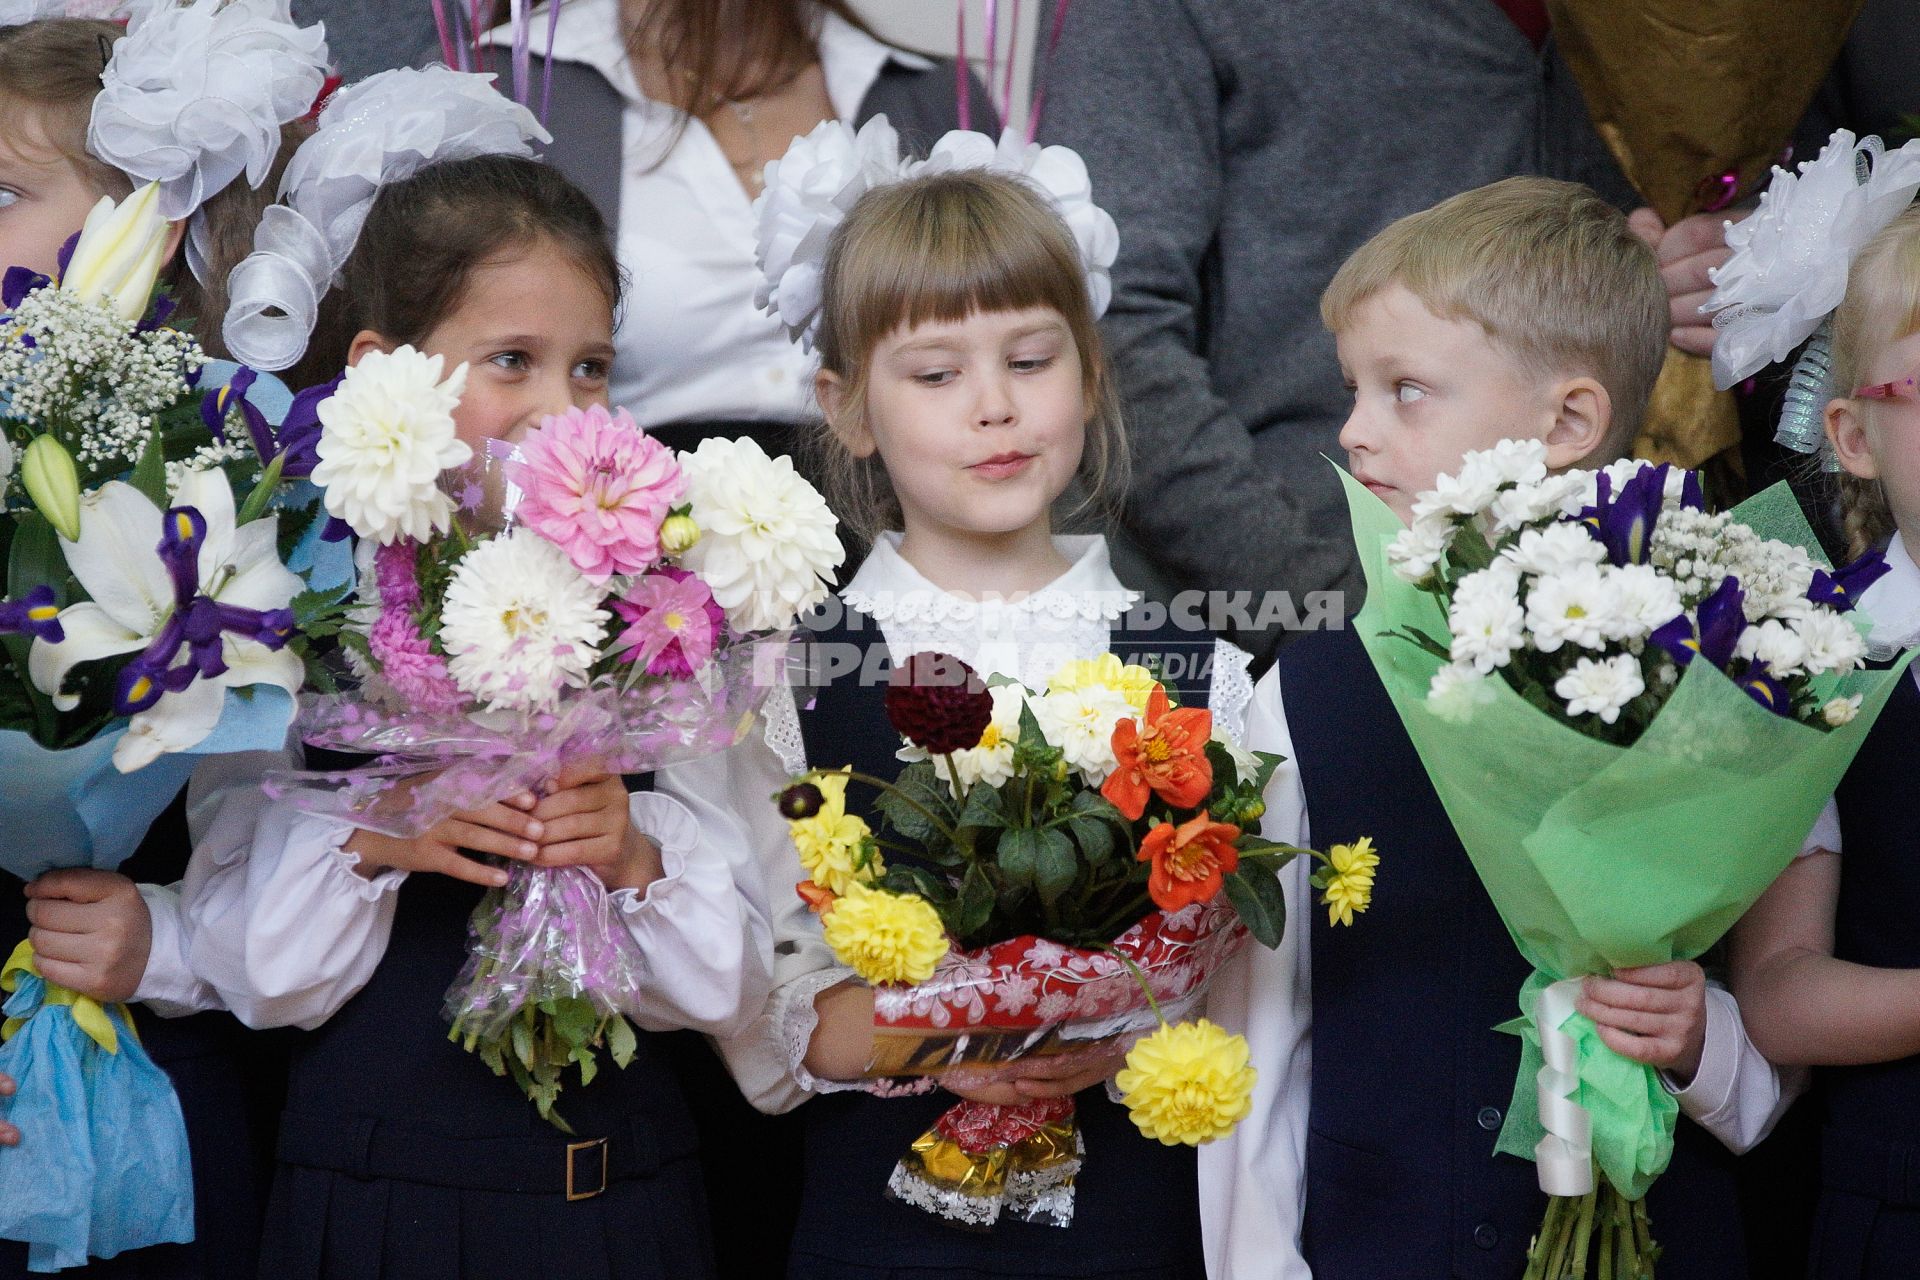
[566,1137,609,1201]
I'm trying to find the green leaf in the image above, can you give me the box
[1065,815,1115,866]
[882,862,948,903]
[957,781,1006,832]
[876,763,947,842]
[1011,700,1062,773]
[8,510,63,598]
[510,1018,536,1072]
[996,826,1040,888]
[551,997,597,1048]
[1222,867,1288,950]
[607,1013,637,1069]
[128,430,168,507]
[956,861,995,937]
[1249,750,1284,795]
[234,451,287,526]
[1032,827,1078,905]
[574,1046,599,1087]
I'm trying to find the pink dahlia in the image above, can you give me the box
[612,567,726,678]
[513,405,686,580]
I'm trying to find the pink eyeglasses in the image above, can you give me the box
[1854,375,1920,401]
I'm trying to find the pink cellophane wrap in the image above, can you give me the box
[867,900,1246,1229]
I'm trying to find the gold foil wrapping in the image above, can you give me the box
[1546,0,1863,474]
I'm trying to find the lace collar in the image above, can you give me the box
[840,533,1140,628]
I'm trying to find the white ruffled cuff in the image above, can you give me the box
[320,822,409,900]
[131,882,224,1017]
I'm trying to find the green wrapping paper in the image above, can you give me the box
[1339,468,1912,1199]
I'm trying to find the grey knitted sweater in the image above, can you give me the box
[1042,0,1638,653]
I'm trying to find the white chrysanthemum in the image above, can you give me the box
[1387,518,1450,583]
[1793,607,1868,677]
[1028,684,1136,783]
[1555,653,1645,725]
[1427,661,1496,724]
[1448,566,1526,674]
[1824,694,1863,726]
[1481,438,1551,487]
[1502,523,1607,577]
[439,530,609,712]
[1525,562,1618,653]
[1426,452,1505,517]
[311,346,471,545]
[899,682,1026,788]
[1708,130,1920,387]
[676,436,844,633]
[1735,618,1812,678]
[1603,563,1685,643]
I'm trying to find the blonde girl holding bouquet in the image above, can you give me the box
[657,121,1248,1280]
[1731,197,1920,1280]
[169,67,771,1280]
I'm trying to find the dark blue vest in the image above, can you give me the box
[781,602,1212,1279]
[1280,627,1744,1279]
[1816,666,1920,1238]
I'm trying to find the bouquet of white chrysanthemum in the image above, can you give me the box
[1346,440,1912,1279]
[0,182,352,1271]
[1388,438,1879,737]
[277,350,844,1126]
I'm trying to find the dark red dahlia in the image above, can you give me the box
[884,651,992,754]
[778,782,825,820]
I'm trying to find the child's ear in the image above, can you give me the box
[1543,375,1613,469]
[816,368,876,458]
[346,330,396,368]
[161,219,187,268]
[1826,396,1880,480]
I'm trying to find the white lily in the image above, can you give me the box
[60,181,169,325]
[29,469,303,771]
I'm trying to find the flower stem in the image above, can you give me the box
[1099,944,1166,1025]
[837,769,964,847]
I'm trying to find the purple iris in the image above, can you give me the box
[1808,551,1891,614]
[1579,464,1671,566]
[53,232,78,284]
[199,369,330,480]
[134,293,177,334]
[1,266,48,312]
[0,585,63,643]
[1737,662,1793,717]
[111,505,295,716]
[1652,576,1748,670]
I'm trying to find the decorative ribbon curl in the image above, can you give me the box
[1532,977,1594,1197]
[222,65,549,371]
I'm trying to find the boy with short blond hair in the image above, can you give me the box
[1200,177,1781,1280]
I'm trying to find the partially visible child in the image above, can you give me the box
[0,10,328,1276]
[177,68,768,1280]
[1201,177,1789,1279]
[1732,203,1920,1280]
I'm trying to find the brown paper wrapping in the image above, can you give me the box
[1546,0,1863,478]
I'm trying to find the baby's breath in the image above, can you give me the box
[0,290,205,470]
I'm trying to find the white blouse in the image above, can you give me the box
[657,533,1255,1114]
[146,742,772,1040]
[522,0,932,428]
[1199,662,1803,1280]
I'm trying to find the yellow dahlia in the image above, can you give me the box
[821,883,949,985]
[1317,836,1379,927]
[1116,1019,1257,1146]
[1047,652,1162,716]
[788,770,880,895]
